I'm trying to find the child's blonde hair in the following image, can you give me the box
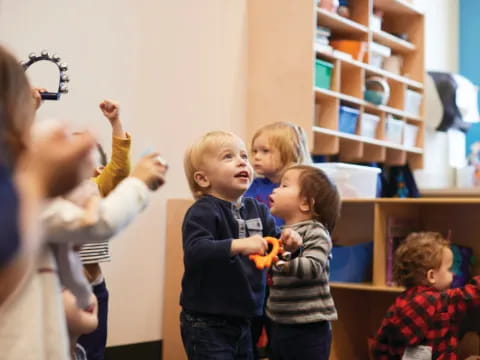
[393,232,450,288]
[184,130,243,199]
[251,122,311,168]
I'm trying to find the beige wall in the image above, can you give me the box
[0,0,247,346]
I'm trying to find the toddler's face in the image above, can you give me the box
[269,168,305,222]
[251,133,282,181]
[431,247,454,291]
[198,136,253,202]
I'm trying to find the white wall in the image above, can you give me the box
[0,0,248,346]
[413,0,459,189]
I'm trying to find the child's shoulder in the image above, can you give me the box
[246,177,276,195]
[393,286,441,313]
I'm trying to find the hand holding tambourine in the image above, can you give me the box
[21,50,70,101]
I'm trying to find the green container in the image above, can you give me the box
[314,59,333,90]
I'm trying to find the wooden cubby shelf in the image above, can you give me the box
[317,49,423,89]
[372,29,416,53]
[247,0,425,168]
[374,0,423,15]
[330,282,405,293]
[313,126,423,154]
[316,8,368,39]
[315,88,423,121]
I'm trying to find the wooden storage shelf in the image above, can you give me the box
[315,87,422,121]
[374,0,423,15]
[247,0,425,167]
[317,49,423,89]
[316,8,368,39]
[313,126,423,154]
[331,282,405,293]
[372,29,416,53]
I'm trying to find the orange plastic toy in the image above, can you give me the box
[249,236,282,270]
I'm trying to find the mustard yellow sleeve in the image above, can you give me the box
[93,133,131,197]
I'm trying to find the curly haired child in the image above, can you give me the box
[372,232,480,359]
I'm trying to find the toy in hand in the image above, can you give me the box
[249,236,292,270]
[21,50,70,100]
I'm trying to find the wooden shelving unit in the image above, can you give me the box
[330,197,480,359]
[247,0,425,169]
[317,8,369,39]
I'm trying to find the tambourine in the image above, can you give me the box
[21,50,70,100]
[249,237,283,270]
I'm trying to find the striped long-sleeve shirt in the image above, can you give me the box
[266,220,337,324]
[79,134,131,264]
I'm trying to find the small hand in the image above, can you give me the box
[130,153,168,191]
[231,235,268,256]
[279,228,303,252]
[31,87,47,110]
[99,99,119,122]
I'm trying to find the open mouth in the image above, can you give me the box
[269,195,274,205]
[235,171,250,179]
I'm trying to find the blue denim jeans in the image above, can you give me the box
[180,310,254,360]
[270,320,331,360]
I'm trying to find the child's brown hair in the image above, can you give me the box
[393,232,450,288]
[251,122,311,169]
[288,164,340,233]
[0,45,35,169]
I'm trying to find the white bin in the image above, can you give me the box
[360,113,380,138]
[405,89,422,116]
[403,123,419,148]
[385,116,404,144]
[315,162,381,198]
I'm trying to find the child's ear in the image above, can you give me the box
[194,171,210,189]
[426,269,436,285]
[299,197,312,213]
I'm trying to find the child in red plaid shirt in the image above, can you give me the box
[372,232,480,359]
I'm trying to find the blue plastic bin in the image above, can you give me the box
[339,105,359,134]
[330,242,373,283]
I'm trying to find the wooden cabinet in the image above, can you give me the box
[247,0,425,168]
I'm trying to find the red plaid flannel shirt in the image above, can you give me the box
[372,276,480,359]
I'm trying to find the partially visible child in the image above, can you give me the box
[246,122,311,227]
[77,100,132,360]
[372,232,480,359]
[266,165,340,360]
[246,122,312,357]
[0,45,96,360]
[62,288,98,360]
[181,130,302,359]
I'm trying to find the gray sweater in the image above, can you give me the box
[266,220,337,324]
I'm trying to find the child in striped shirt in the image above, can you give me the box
[267,164,341,360]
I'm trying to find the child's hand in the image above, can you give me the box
[31,87,47,110]
[130,153,168,191]
[279,228,303,252]
[99,99,119,122]
[99,99,127,138]
[17,123,96,198]
[231,235,268,256]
